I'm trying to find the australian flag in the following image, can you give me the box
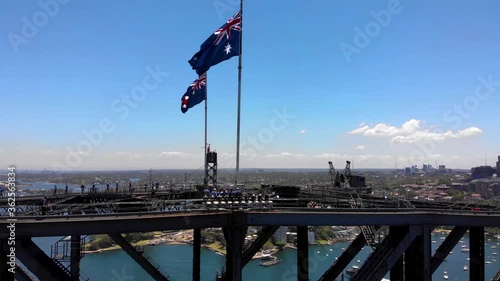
[188,10,241,75]
[181,73,207,113]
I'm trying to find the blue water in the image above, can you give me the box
[32,233,500,281]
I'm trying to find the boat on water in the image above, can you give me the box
[461,248,470,253]
[260,254,274,261]
[444,270,449,280]
[463,265,468,271]
[346,265,360,276]
[259,256,281,267]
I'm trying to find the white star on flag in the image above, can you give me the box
[224,43,232,54]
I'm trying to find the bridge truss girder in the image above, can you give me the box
[430,226,468,273]
[108,233,170,281]
[1,238,75,281]
[319,226,381,281]
[352,225,425,281]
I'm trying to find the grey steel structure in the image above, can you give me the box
[1,192,500,281]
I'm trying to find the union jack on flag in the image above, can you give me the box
[188,10,242,75]
[190,73,206,91]
[213,10,241,45]
[181,73,207,113]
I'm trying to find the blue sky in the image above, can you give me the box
[1,0,499,170]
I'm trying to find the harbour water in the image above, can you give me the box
[32,232,500,281]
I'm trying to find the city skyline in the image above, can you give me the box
[2,1,499,170]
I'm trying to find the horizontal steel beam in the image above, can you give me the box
[0,209,499,238]
[246,210,500,227]
[0,211,232,237]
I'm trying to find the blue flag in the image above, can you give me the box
[181,73,206,113]
[188,10,241,75]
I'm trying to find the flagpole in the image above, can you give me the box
[235,0,243,185]
[204,73,208,187]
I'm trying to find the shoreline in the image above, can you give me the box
[84,239,355,258]
[85,228,495,255]
[84,240,192,254]
[83,229,360,256]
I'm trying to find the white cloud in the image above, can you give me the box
[314,153,396,167]
[299,129,306,134]
[348,119,420,137]
[391,127,483,144]
[348,125,370,135]
[159,151,186,156]
[265,152,304,158]
[116,152,152,159]
[315,153,344,159]
[40,150,60,155]
[356,145,366,150]
[348,119,482,144]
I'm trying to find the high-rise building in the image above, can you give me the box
[471,166,496,179]
[405,167,412,177]
[308,231,316,244]
[496,156,500,176]
[272,226,287,244]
